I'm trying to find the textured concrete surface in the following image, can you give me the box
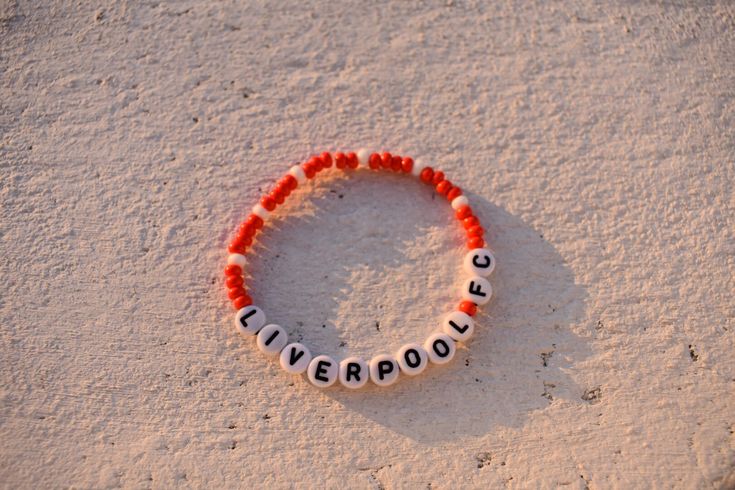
[1,1,734,488]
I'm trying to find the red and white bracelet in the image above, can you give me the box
[223,150,495,389]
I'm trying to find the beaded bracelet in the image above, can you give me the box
[224,150,495,389]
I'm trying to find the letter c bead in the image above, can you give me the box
[464,248,495,277]
[307,355,338,388]
[338,356,369,389]
[396,343,429,376]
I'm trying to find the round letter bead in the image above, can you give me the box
[369,354,399,387]
[442,311,475,342]
[338,357,369,389]
[396,343,429,376]
[461,276,493,305]
[227,253,247,268]
[411,158,427,177]
[356,148,371,167]
[307,355,339,388]
[252,203,270,220]
[424,333,456,365]
[256,324,288,356]
[464,248,495,277]
[279,342,312,374]
[451,195,469,210]
[235,305,266,336]
[289,165,307,184]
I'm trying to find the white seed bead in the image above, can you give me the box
[396,343,429,376]
[279,342,312,374]
[256,324,288,356]
[252,203,270,220]
[338,356,369,389]
[356,148,371,167]
[234,305,266,336]
[451,195,469,210]
[307,355,339,388]
[464,248,495,277]
[442,311,475,342]
[288,165,307,184]
[227,253,247,268]
[411,158,427,177]
[461,276,493,305]
[369,354,399,387]
[424,333,456,365]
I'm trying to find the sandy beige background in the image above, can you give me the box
[1,1,734,488]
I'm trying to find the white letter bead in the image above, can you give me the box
[339,357,369,389]
[464,248,495,277]
[424,333,456,364]
[279,342,312,374]
[442,311,475,342]
[227,253,247,267]
[411,159,427,177]
[369,354,399,387]
[235,305,266,336]
[461,276,493,305]
[252,203,270,220]
[256,324,288,356]
[451,195,470,210]
[307,355,339,388]
[396,343,429,376]
[288,165,307,184]
[356,148,371,167]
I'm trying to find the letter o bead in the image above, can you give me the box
[442,311,475,342]
[464,248,495,277]
[369,354,399,387]
[235,305,266,336]
[279,342,312,374]
[256,324,288,355]
[307,355,338,388]
[461,276,493,305]
[424,333,456,364]
[396,343,429,376]
[339,357,369,389]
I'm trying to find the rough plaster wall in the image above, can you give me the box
[1,0,734,488]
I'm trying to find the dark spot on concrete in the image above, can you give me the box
[375,321,380,331]
[228,424,236,429]
[542,382,555,401]
[540,351,553,367]
[476,452,492,468]
[689,345,698,361]
[582,386,602,404]
[192,117,198,123]
[229,441,237,450]
[262,413,271,420]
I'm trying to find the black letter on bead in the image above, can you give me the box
[404,349,421,368]
[432,339,451,358]
[472,254,492,269]
[346,362,361,382]
[449,320,469,334]
[238,308,257,328]
[288,346,305,366]
[377,360,395,380]
[315,360,331,382]
[468,281,487,297]
[264,329,280,346]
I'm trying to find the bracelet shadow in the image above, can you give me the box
[246,169,590,445]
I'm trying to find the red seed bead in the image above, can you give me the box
[369,153,381,170]
[228,286,246,300]
[401,156,414,173]
[282,174,298,191]
[467,225,484,237]
[455,205,473,220]
[380,152,392,170]
[260,195,276,211]
[458,300,478,316]
[310,156,324,171]
[320,152,333,168]
[224,264,242,276]
[235,233,253,248]
[436,180,452,196]
[226,275,244,288]
[390,155,402,172]
[303,162,317,178]
[228,241,246,254]
[446,186,462,201]
[334,152,346,169]
[463,216,480,229]
[232,294,252,310]
[238,222,256,238]
[346,152,358,169]
[431,171,445,185]
[270,189,285,205]
[246,214,263,230]
[420,167,434,184]
[468,236,485,249]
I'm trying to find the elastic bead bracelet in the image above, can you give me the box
[224,150,496,389]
